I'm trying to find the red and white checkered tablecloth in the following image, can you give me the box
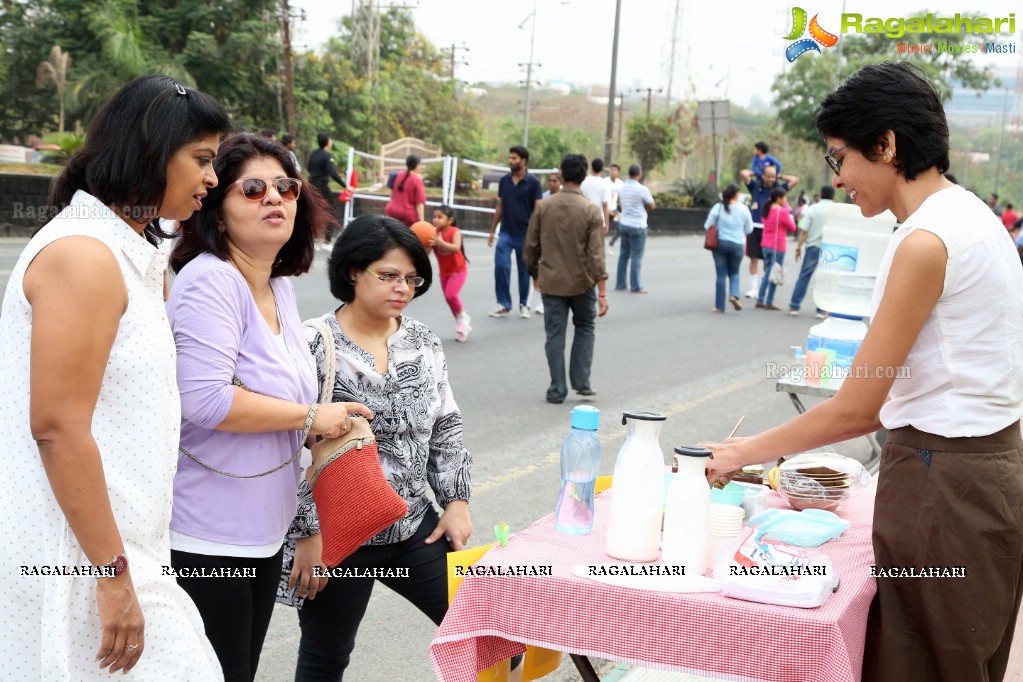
[430,489,876,682]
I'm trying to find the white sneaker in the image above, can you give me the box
[815,312,827,319]
[788,309,799,316]
[534,302,544,315]
[744,287,758,299]
[489,306,510,318]
[519,304,531,319]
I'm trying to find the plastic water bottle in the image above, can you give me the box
[807,314,868,376]
[813,203,897,318]
[661,445,713,576]
[554,406,603,535]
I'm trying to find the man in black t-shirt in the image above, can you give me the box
[307,133,346,247]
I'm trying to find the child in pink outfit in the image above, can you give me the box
[430,205,472,341]
[756,187,797,309]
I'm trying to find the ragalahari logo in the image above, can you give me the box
[785,7,839,62]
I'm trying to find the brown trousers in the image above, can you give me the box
[862,421,1023,682]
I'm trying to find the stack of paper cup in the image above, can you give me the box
[706,503,745,572]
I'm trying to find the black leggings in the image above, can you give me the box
[171,546,284,682]
[295,507,450,681]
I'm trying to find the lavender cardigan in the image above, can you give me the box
[168,253,317,546]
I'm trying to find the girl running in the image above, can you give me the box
[430,205,472,341]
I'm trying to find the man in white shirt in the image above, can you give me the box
[580,158,612,232]
[607,163,625,253]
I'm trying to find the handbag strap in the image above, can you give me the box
[303,316,337,405]
[178,376,315,479]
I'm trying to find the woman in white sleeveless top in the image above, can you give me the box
[706,62,1023,682]
[0,75,231,680]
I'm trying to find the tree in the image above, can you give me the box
[36,45,71,133]
[772,14,999,144]
[627,115,676,179]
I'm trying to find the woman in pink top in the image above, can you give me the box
[384,154,426,227]
[756,187,797,310]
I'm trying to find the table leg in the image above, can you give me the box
[569,654,602,682]
[787,393,807,415]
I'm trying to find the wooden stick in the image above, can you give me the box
[727,416,745,440]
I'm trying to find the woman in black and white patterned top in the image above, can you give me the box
[278,214,472,679]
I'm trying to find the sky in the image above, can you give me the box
[291,0,1022,110]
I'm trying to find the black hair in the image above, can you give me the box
[46,75,231,245]
[766,186,788,211]
[560,154,587,184]
[721,183,739,213]
[1008,203,1015,210]
[628,164,642,178]
[591,158,604,174]
[816,61,949,181]
[509,145,529,162]
[281,134,295,146]
[170,132,329,277]
[398,155,420,191]
[327,215,433,302]
[755,141,769,154]
[317,133,331,149]
[259,128,276,139]
[821,185,836,200]
[610,163,621,171]
[991,193,999,200]
[548,171,562,181]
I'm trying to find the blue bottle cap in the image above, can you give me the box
[571,405,600,431]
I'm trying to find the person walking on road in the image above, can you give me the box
[788,185,834,317]
[488,145,543,319]
[307,133,346,249]
[524,153,608,404]
[616,164,656,294]
[705,183,753,313]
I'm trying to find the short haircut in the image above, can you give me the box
[1007,203,1014,210]
[591,158,604,174]
[816,61,949,181]
[821,185,836,200]
[47,75,231,245]
[628,164,642,178]
[317,132,331,148]
[560,154,588,184]
[281,134,295,146]
[327,215,433,302]
[610,163,621,171]
[509,145,529,162]
[170,132,329,278]
[755,141,769,154]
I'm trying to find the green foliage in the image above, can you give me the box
[39,131,85,164]
[771,15,999,144]
[652,192,692,209]
[671,178,718,208]
[497,122,590,171]
[626,115,677,177]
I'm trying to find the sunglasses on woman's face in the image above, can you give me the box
[233,177,302,201]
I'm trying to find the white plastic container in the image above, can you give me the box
[606,412,667,562]
[807,314,868,371]
[813,203,897,318]
[661,445,712,577]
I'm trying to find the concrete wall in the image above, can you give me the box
[0,173,53,236]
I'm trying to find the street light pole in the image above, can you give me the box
[604,0,622,166]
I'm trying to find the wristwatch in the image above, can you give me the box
[96,554,128,578]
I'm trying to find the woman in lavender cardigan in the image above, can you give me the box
[167,133,371,681]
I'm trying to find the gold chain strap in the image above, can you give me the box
[177,376,318,479]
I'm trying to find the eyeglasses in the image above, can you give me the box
[233,177,302,201]
[365,267,425,288]
[825,144,850,176]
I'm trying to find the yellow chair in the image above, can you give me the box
[448,543,511,681]
[447,544,564,681]
[594,475,613,494]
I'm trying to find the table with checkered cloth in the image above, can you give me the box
[430,489,876,682]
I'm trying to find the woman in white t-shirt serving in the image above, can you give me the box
[705,61,1023,682]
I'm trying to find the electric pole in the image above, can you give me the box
[616,92,625,162]
[637,87,663,116]
[665,0,681,107]
[280,0,305,138]
[441,43,469,98]
[604,0,622,166]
